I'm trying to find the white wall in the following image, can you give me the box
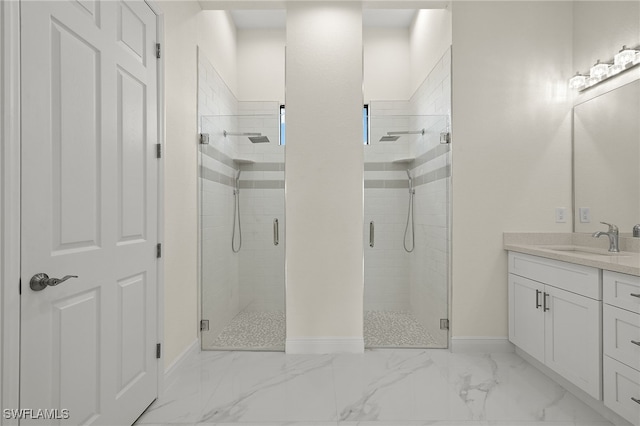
[451,1,574,338]
[237,30,285,102]
[409,9,452,97]
[198,10,238,98]
[163,0,201,369]
[363,27,411,101]
[573,1,640,77]
[285,2,364,353]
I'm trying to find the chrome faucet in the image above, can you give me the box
[593,222,620,252]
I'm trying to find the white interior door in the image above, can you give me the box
[20,1,159,424]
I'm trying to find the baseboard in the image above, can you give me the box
[450,336,514,353]
[516,348,632,426]
[286,337,364,354]
[163,339,200,392]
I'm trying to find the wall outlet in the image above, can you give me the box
[579,207,591,223]
[555,207,567,223]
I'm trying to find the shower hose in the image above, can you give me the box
[231,187,242,253]
[403,187,415,253]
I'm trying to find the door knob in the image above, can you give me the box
[30,273,78,291]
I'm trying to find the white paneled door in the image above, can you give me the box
[20,1,159,424]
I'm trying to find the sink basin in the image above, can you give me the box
[539,245,632,257]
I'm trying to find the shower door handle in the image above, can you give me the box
[369,221,375,248]
[273,218,279,246]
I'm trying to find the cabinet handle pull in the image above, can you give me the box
[543,292,550,312]
[631,397,640,405]
[631,340,640,347]
[631,293,640,298]
[535,289,542,309]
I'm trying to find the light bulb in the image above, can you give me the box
[590,60,611,79]
[568,72,587,89]
[614,45,638,66]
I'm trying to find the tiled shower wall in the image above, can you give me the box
[408,49,451,344]
[364,48,451,345]
[199,51,285,346]
[236,102,285,313]
[365,101,412,312]
[199,52,240,344]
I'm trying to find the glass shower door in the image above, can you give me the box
[199,113,285,351]
[364,113,450,348]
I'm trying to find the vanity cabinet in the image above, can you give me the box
[602,271,640,424]
[508,252,602,400]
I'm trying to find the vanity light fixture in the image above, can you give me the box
[569,72,588,89]
[569,44,640,91]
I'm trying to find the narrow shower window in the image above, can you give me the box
[363,104,369,145]
[280,104,285,146]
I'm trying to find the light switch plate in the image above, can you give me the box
[579,207,591,223]
[555,207,567,223]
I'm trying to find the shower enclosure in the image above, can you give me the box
[199,112,285,351]
[364,112,451,348]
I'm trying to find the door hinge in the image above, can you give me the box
[440,132,451,144]
[156,343,161,359]
[440,319,449,330]
[156,243,162,258]
[155,43,161,59]
[199,133,210,145]
[156,143,162,158]
[200,320,210,331]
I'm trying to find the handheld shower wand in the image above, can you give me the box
[404,170,415,253]
[232,170,242,253]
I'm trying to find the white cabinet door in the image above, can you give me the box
[544,285,602,400]
[20,1,159,424]
[509,274,545,363]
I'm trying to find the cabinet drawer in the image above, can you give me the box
[508,252,600,300]
[604,356,640,425]
[604,304,640,371]
[604,271,640,314]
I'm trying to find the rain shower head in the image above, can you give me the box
[224,130,271,143]
[379,135,400,142]
[248,135,270,143]
[388,129,425,136]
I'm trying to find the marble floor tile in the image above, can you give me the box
[135,349,615,426]
[198,352,337,423]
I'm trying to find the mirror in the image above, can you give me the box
[573,79,640,234]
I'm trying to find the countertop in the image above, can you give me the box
[504,233,640,276]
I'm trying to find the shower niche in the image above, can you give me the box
[199,111,285,351]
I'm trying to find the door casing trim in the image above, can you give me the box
[1,1,21,424]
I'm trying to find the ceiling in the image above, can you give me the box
[230,9,417,30]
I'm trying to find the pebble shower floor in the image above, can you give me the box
[204,310,438,351]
